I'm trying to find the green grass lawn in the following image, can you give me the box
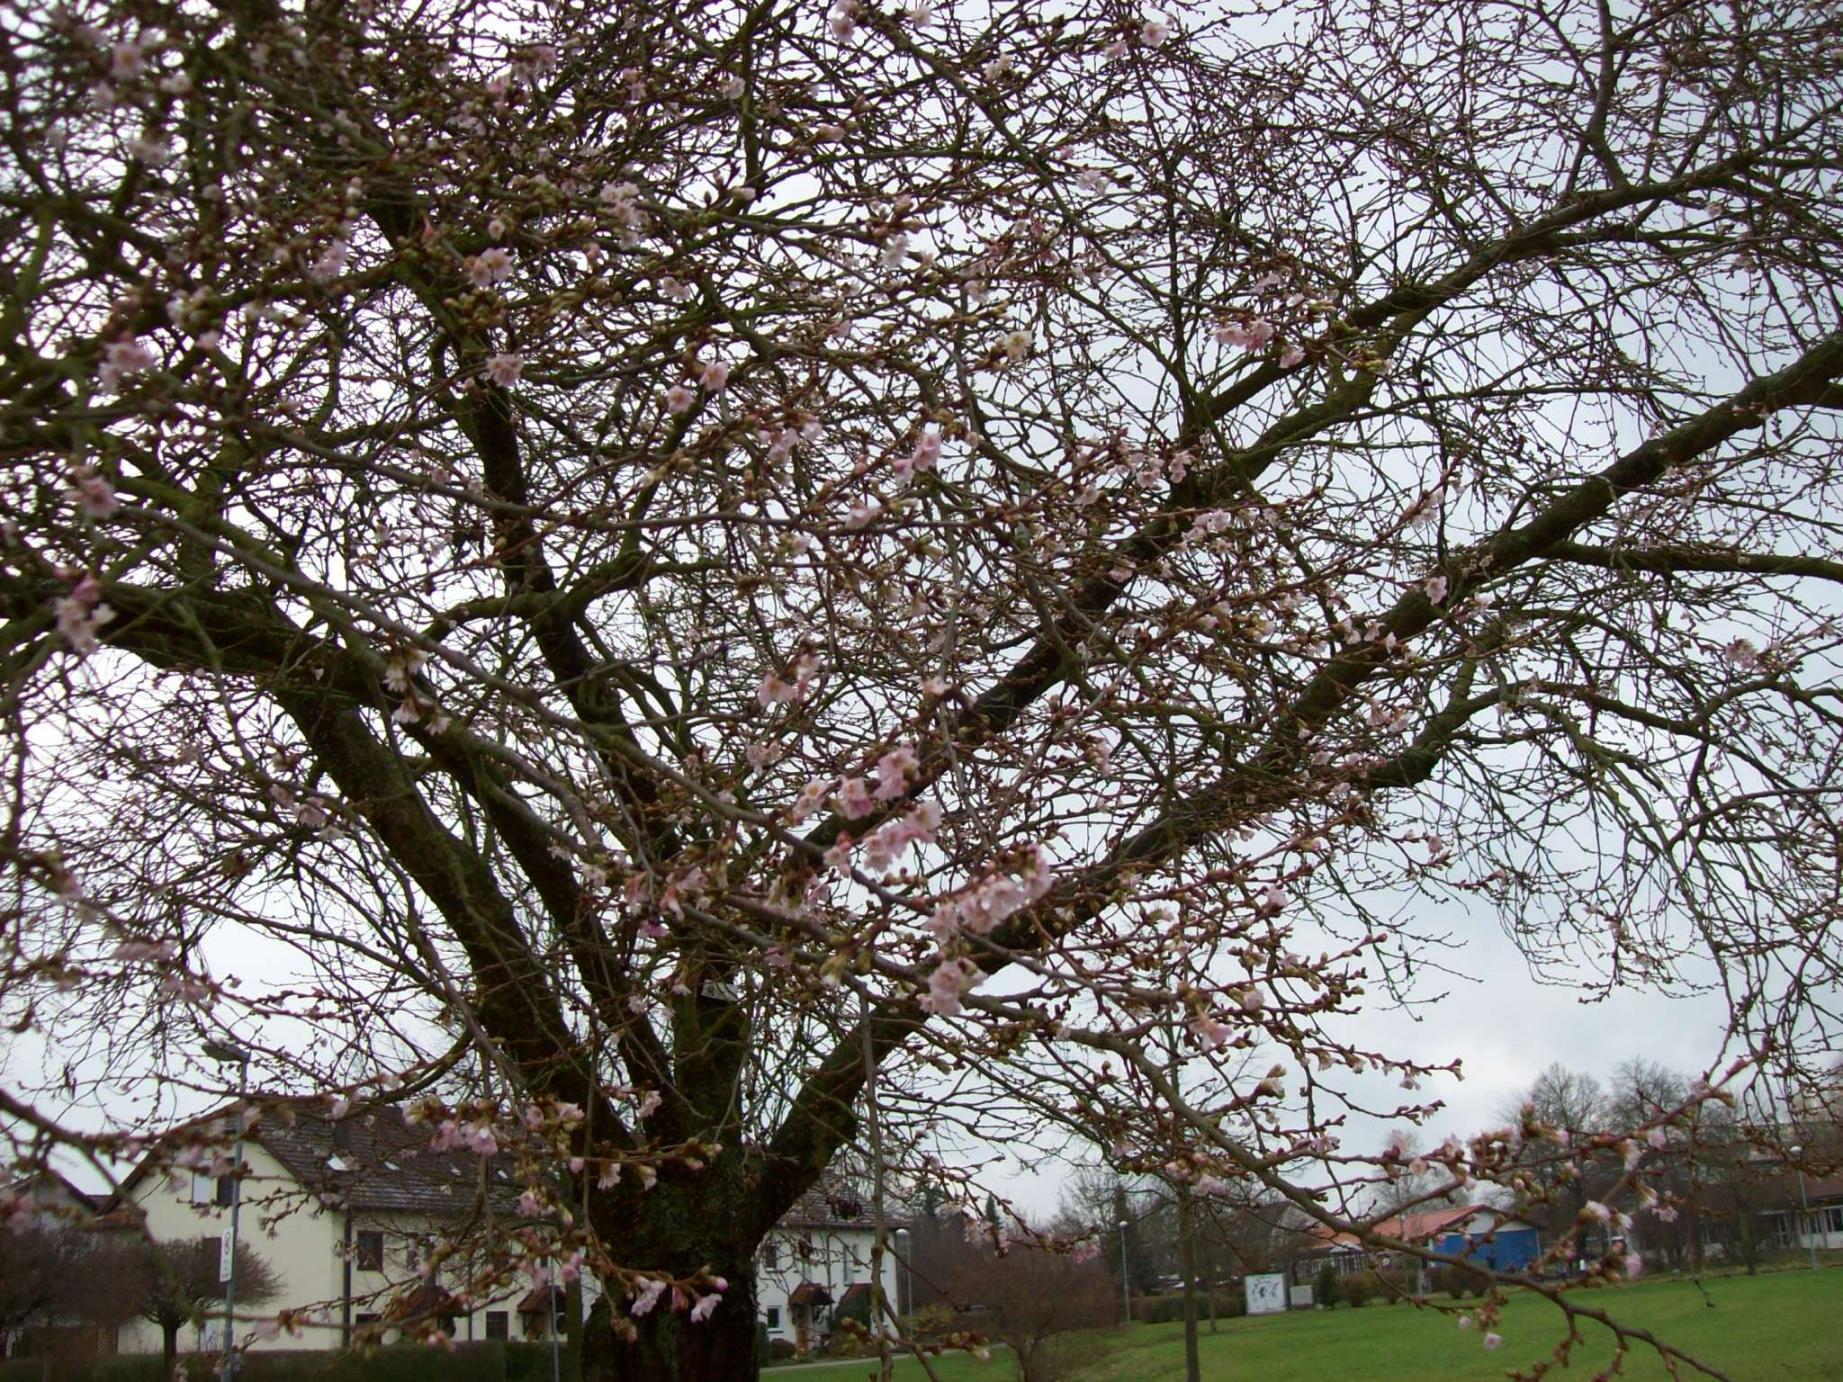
[770,1267,1841,1381]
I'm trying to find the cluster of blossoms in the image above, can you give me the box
[96,336,156,391]
[756,650,823,707]
[55,571,114,655]
[629,1273,727,1324]
[918,847,1056,1015]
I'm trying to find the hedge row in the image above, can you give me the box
[0,1342,563,1382]
[1129,1291,1248,1325]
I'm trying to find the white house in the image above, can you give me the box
[110,1098,904,1360]
[112,1098,564,1355]
[754,1181,906,1353]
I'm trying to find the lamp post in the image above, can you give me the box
[1118,1220,1131,1329]
[894,1228,912,1320]
[203,1040,251,1379]
[1790,1146,1818,1270]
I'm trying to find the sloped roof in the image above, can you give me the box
[261,1106,519,1215]
[109,1097,520,1217]
[787,1281,834,1307]
[777,1177,908,1231]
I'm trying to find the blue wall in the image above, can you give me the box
[1433,1227,1540,1272]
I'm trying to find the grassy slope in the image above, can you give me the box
[770,1269,1842,1381]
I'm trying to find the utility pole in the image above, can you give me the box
[203,1040,250,1380]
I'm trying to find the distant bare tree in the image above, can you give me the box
[942,1246,1114,1382]
[127,1237,281,1378]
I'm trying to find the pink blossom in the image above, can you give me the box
[874,744,919,800]
[55,571,115,655]
[1279,343,1306,368]
[837,777,874,819]
[913,429,943,468]
[688,1291,721,1323]
[1646,1125,1669,1150]
[1194,1175,1229,1197]
[1189,1014,1231,1051]
[1215,318,1276,351]
[1141,18,1171,45]
[920,957,978,1016]
[464,247,514,287]
[1723,638,1760,668]
[790,779,830,823]
[464,1124,497,1156]
[664,384,695,414]
[630,1278,667,1316]
[112,938,173,963]
[1423,574,1449,603]
[110,40,146,80]
[517,1189,542,1216]
[98,337,156,390]
[698,360,730,392]
[1621,1252,1643,1278]
[1483,1332,1503,1351]
[844,498,882,529]
[483,353,524,387]
[310,239,348,283]
[756,673,797,707]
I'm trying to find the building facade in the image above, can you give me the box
[754,1182,906,1353]
[112,1100,560,1355]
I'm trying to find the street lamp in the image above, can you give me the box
[1117,1220,1131,1329]
[1790,1146,1818,1270]
[894,1228,912,1320]
[204,1040,251,1379]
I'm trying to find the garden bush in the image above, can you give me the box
[1339,1273,1371,1308]
[1315,1264,1341,1309]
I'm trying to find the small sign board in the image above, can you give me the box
[219,1227,233,1283]
[1290,1284,1315,1310]
[1246,1272,1287,1315]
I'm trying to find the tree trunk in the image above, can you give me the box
[580,1267,759,1382]
[161,1320,179,1379]
[1177,1186,1200,1382]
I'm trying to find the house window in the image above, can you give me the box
[216,1175,235,1207]
[798,1237,813,1263]
[761,1239,780,1269]
[355,1230,385,1271]
[765,1307,781,1330]
[484,1312,509,1341]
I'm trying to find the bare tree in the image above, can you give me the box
[941,1246,1114,1382]
[4,1,1843,1378]
[124,1237,281,1379]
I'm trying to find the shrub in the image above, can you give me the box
[1364,1268,1413,1303]
[1131,1294,1187,1324]
[1438,1263,1491,1299]
[768,1338,798,1361]
[1339,1273,1371,1308]
[1315,1264,1341,1309]
[904,1304,957,1341]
